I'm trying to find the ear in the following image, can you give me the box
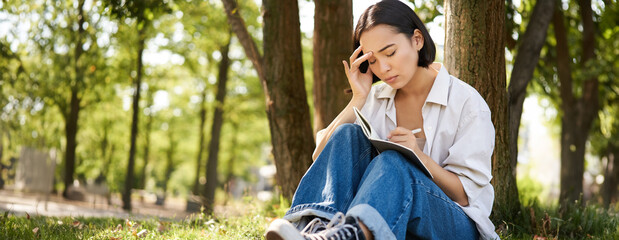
[410,29,424,51]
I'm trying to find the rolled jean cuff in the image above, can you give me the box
[283,203,338,223]
[347,204,396,240]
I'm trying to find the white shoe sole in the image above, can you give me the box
[265,219,305,240]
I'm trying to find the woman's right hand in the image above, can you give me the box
[342,46,374,101]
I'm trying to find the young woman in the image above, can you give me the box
[266,0,499,239]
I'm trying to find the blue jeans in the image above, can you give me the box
[284,124,479,239]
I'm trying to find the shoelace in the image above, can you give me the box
[301,217,328,234]
[304,213,361,240]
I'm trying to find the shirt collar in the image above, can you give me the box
[375,63,451,106]
[425,63,450,106]
[377,84,396,99]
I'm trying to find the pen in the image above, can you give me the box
[411,128,422,135]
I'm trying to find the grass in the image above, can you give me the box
[496,201,619,239]
[1,196,617,239]
[0,196,284,240]
[0,212,268,239]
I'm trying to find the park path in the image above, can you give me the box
[0,189,193,220]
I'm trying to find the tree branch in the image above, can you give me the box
[507,0,555,102]
[220,0,265,82]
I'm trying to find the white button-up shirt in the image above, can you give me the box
[351,64,498,239]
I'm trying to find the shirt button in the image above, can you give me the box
[428,126,433,130]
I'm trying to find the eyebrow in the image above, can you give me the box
[377,44,395,53]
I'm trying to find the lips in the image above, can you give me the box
[383,75,397,83]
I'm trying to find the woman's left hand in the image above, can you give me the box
[387,127,421,153]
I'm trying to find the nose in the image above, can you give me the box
[379,59,391,73]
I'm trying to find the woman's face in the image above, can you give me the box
[359,24,423,89]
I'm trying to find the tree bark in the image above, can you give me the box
[262,0,315,200]
[122,25,146,211]
[203,40,231,214]
[62,0,85,198]
[140,90,154,190]
[222,0,315,200]
[63,88,81,198]
[553,0,599,206]
[312,0,352,133]
[444,0,519,222]
[220,0,264,83]
[507,0,555,176]
[192,85,208,194]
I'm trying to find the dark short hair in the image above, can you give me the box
[354,0,436,83]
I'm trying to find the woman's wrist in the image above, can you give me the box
[350,95,367,108]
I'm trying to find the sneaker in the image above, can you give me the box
[265,218,306,240]
[303,213,367,240]
[300,217,328,234]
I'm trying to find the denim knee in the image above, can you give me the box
[373,150,409,168]
[373,150,429,182]
[332,123,362,138]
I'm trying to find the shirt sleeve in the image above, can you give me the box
[314,85,380,155]
[315,128,327,147]
[442,102,495,203]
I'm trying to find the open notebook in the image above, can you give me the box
[353,107,433,179]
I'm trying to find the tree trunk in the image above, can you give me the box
[507,0,555,176]
[444,0,519,222]
[222,0,315,200]
[553,0,599,206]
[123,26,146,211]
[220,0,264,82]
[312,0,352,133]
[101,119,113,205]
[192,85,208,195]
[202,40,231,214]
[602,145,618,207]
[224,120,239,203]
[262,0,315,200]
[62,88,81,198]
[62,0,85,198]
[140,90,154,190]
[162,127,176,204]
[552,4,579,204]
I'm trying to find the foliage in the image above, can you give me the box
[0,0,270,202]
[494,174,619,239]
[497,200,619,240]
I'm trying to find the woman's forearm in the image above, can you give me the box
[419,153,469,206]
[312,97,367,161]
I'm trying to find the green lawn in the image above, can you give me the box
[0,209,269,239]
[1,197,617,239]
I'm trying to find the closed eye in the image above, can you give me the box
[368,49,395,64]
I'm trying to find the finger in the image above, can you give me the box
[389,127,410,136]
[350,51,373,70]
[388,135,409,143]
[349,45,363,62]
[342,60,350,79]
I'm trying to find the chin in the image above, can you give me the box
[383,80,406,89]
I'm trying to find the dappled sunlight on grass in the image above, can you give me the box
[0,195,290,240]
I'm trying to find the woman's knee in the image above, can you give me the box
[333,123,361,136]
[329,124,364,143]
[373,150,428,180]
[374,151,407,166]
